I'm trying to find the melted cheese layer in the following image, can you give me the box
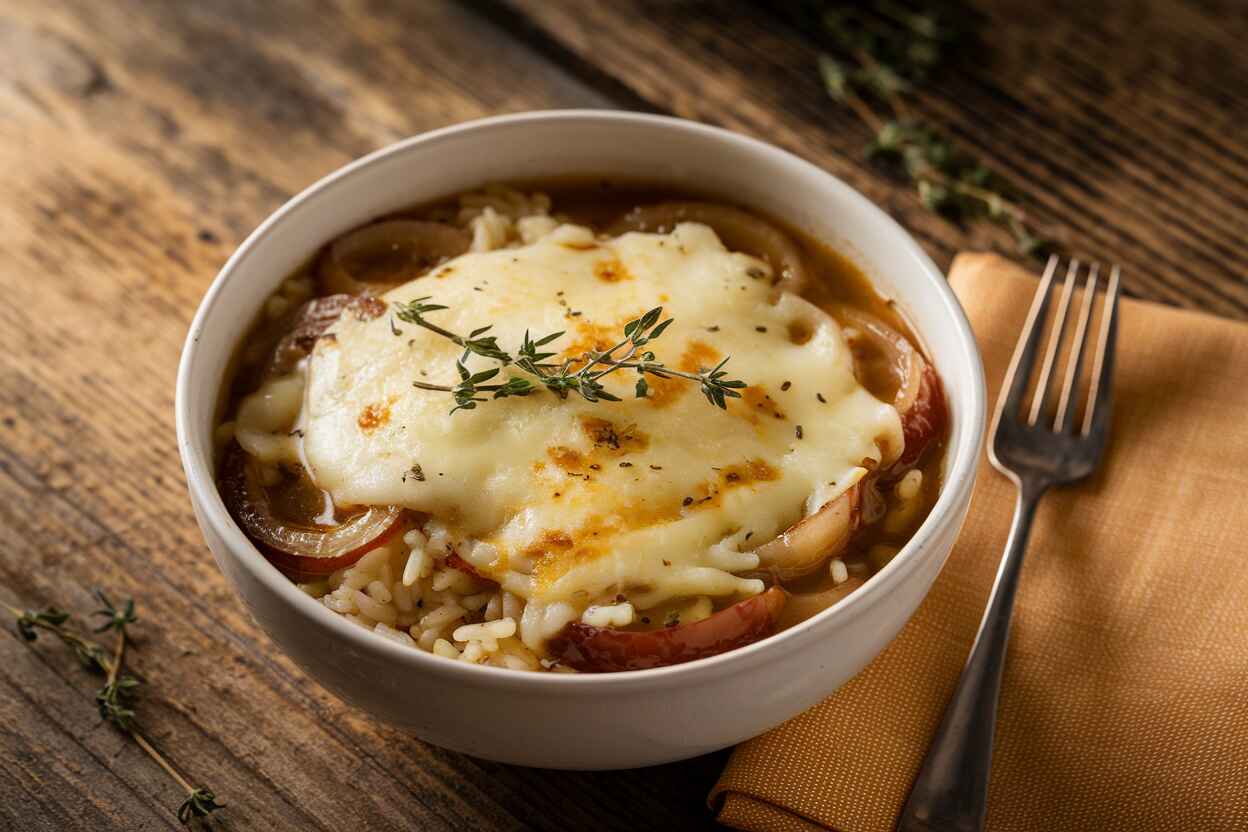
[302,223,902,609]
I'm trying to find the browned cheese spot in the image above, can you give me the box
[531,520,610,588]
[580,416,648,455]
[740,386,787,423]
[593,257,632,282]
[720,459,779,489]
[547,445,584,470]
[357,402,390,431]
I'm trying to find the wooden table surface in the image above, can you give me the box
[1,1,1244,829]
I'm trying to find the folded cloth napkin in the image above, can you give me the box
[711,253,1248,831]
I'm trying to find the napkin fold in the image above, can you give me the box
[711,253,1248,831]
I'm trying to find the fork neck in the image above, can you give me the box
[1014,474,1050,505]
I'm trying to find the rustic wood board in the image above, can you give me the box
[0,1,1242,829]
[491,0,1248,318]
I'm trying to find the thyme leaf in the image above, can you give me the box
[179,788,225,824]
[91,589,138,634]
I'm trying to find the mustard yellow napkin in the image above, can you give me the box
[711,253,1248,831]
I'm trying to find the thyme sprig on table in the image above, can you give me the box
[800,1,1051,257]
[395,299,747,414]
[8,593,224,826]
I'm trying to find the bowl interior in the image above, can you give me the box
[177,110,985,684]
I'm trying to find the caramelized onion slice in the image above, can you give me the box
[549,588,786,672]
[321,220,470,295]
[835,306,946,468]
[266,294,354,378]
[754,484,863,582]
[608,202,808,294]
[220,445,406,579]
[776,577,865,630]
[896,362,946,469]
[835,305,924,414]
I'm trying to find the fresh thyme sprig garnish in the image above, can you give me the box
[395,297,512,363]
[8,593,224,825]
[797,1,1052,257]
[396,300,747,414]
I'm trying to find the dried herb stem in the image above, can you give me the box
[923,171,1026,221]
[7,595,224,825]
[854,48,912,121]
[133,731,194,793]
[105,627,125,685]
[395,301,746,413]
[808,1,1052,257]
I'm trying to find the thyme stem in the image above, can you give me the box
[132,731,196,794]
[105,625,125,687]
[394,301,747,413]
[409,318,460,344]
[855,48,911,121]
[809,1,1052,257]
[578,333,642,382]
[7,595,224,825]
[930,174,1028,222]
[411,380,513,394]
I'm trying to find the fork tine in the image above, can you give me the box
[1028,259,1080,425]
[997,254,1060,424]
[1053,264,1100,431]
[1082,264,1120,436]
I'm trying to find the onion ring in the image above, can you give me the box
[320,220,469,295]
[753,483,863,581]
[549,588,786,672]
[220,444,406,579]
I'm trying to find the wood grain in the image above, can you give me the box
[0,0,1242,829]
[490,0,1248,319]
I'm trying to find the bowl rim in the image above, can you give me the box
[176,109,986,693]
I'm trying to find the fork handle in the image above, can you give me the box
[896,477,1047,832]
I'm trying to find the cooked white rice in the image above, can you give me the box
[306,523,546,671]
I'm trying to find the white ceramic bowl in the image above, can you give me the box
[176,111,985,770]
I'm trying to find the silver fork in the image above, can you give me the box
[896,256,1121,832]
